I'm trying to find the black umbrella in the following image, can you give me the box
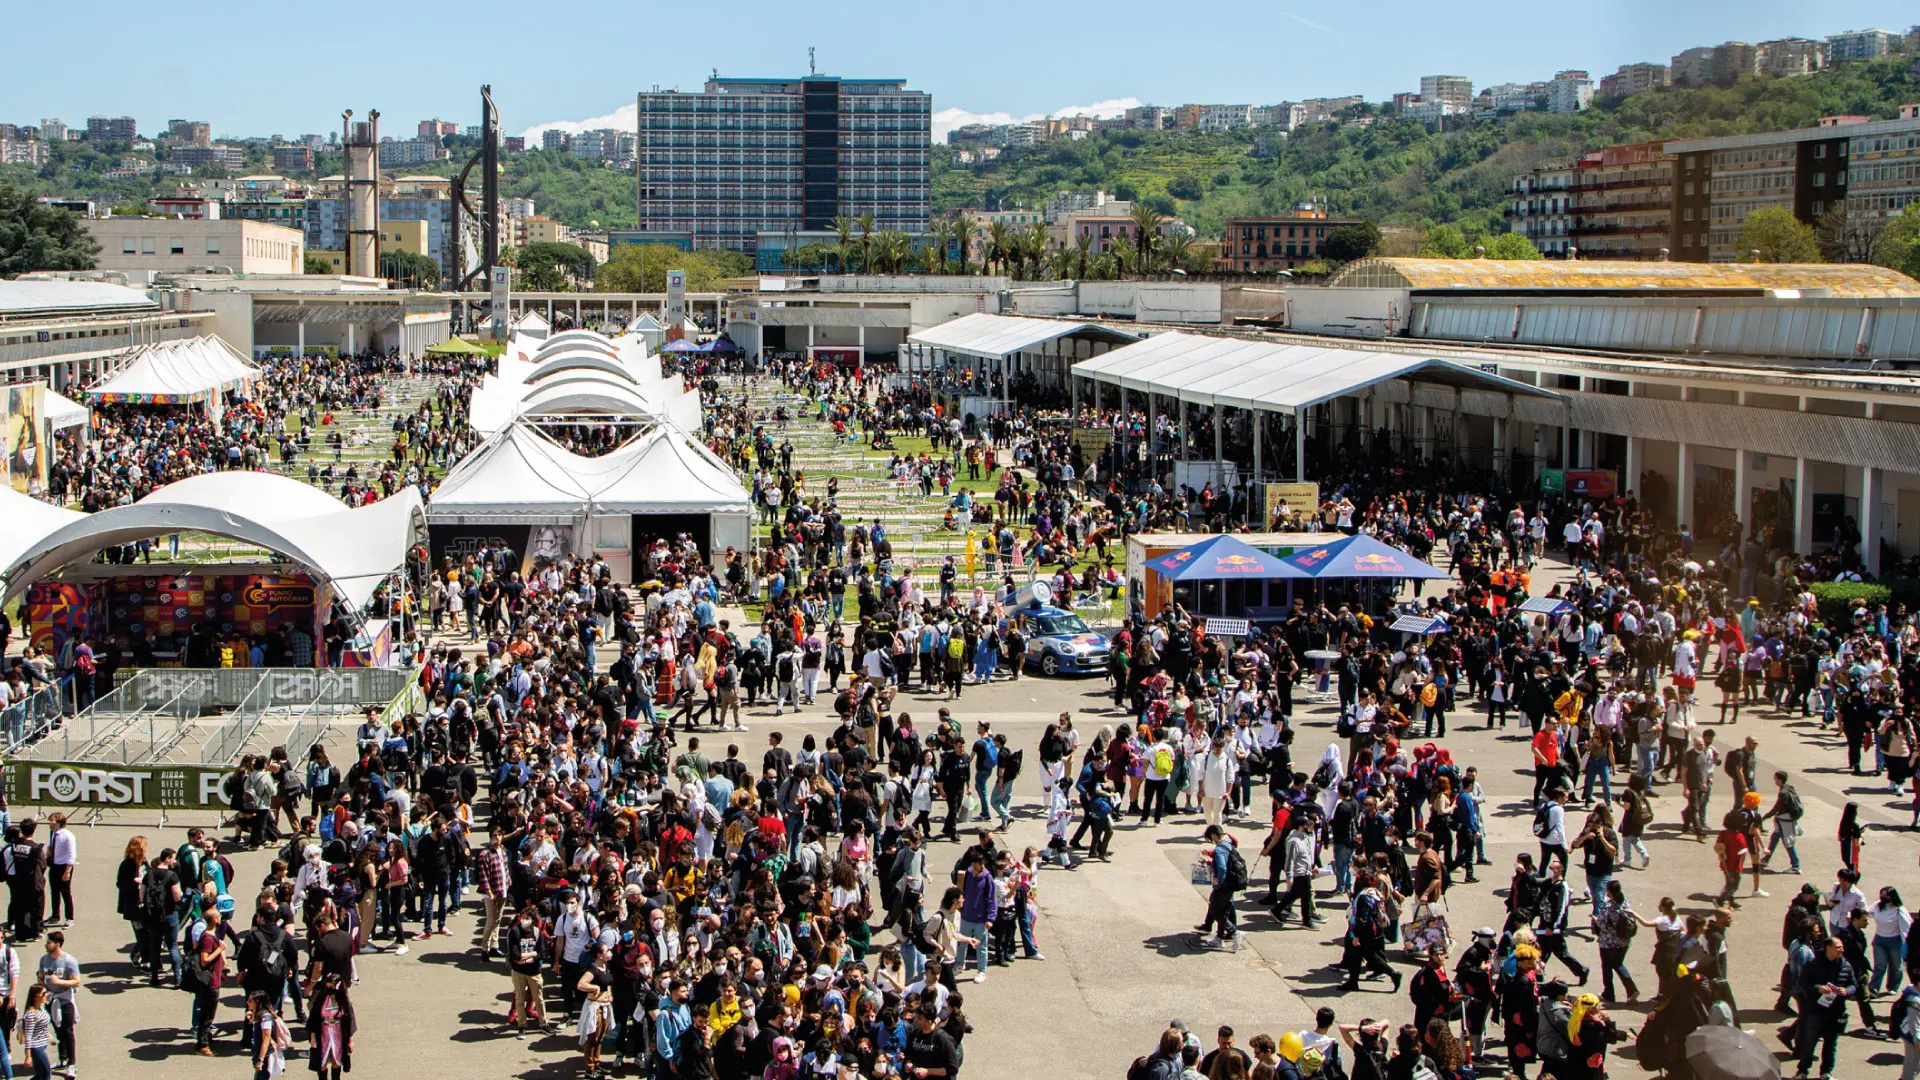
[1684,1026,1781,1080]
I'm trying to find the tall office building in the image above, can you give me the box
[634,75,931,251]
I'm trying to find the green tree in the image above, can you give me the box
[1417,224,1473,259]
[1322,221,1381,263]
[379,250,442,289]
[1873,201,1920,271]
[948,210,972,272]
[519,241,596,288]
[1484,232,1543,260]
[303,253,335,275]
[594,244,747,293]
[857,213,875,273]
[1736,206,1822,263]
[0,185,100,275]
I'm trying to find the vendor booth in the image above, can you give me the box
[427,422,751,582]
[1,472,423,668]
[1125,531,1323,622]
[1142,534,1309,624]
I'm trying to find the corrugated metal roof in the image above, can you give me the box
[1327,258,1920,298]
[0,280,158,315]
[1071,331,1559,413]
[908,313,1139,358]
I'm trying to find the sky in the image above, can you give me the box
[4,0,1916,145]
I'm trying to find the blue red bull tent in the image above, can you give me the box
[1283,534,1450,580]
[1145,534,1309,581]
[1144,534,1307,624]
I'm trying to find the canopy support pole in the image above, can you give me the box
[1294,409,1306,483]
[1252,410,1262,483]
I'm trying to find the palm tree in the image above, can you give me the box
[1024,223,1050,281]
[1049,246,1075,280]
[923,219,949,275]
[1128,202,1162,276]
[857,213,876,273]
[1162,228,1196,273]
[832,216,855,273]
[949,210,972,273]
[1075,233,1093,280]
[985,221,1011,277]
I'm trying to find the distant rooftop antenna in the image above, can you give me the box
[809,47,816,75]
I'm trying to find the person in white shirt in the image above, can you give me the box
[46,814,76,927]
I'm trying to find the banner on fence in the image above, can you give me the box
[2,759,229,810]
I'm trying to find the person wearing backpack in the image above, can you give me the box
[1142,729,1177,826]
[1192,824,1247,951]
[239,906,303,1041]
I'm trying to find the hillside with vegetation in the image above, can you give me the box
[937,57,1920,240]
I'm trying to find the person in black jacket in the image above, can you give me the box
[678,1007,716,1079]
[904,1002,961,1079]
[1793,936,1856,1079]
[415,815,454,937]
[238,907,303,1028]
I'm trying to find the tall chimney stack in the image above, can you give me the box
[344,109,380,278]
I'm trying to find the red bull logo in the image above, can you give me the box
[1296,548,1334,566]
[1167,551,1194,564]
[1213,553,1265,574]
[1352,553,1404,573]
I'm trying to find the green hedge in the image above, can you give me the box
[1808,582,1891,627]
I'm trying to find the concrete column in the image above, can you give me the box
[1147,394,1158,459]
[575,298,582,325]
[1559,424,1571,470]
[1252,411,1263,480]
[1794,457,1816,555]
[346,323,356,357]
[548,298,555,324]
[858,324,866,357]
[805,324,814,352]
[1733,451,1750,536]
[1862,465,1885,575]
[296,321,305,359]
[1577,430,1595,470]
[1624,436,1643,495]
[1212,405,1223,461]
[1676,442,1694,529]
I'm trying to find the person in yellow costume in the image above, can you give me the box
[962,530,979,576]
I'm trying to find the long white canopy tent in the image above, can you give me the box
[473,328,702,436]
[85,336,261,418]
[1068,329,1562,480]
[426,421,751,579]
[1,472,426,621]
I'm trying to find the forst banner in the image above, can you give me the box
[2,760,230,811]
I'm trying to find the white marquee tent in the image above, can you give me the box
[85,337,260,408]
[428,422,750,576]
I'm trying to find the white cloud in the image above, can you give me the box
[518,104,638,142]
[519,95,1145,145]
[932,97,1140,141]
[1281,11,1335,32]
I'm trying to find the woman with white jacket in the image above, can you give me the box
[1196,734,1239,828]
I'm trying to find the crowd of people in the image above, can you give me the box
[8,346,1920,1080]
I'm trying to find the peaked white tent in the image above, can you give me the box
[427,422,750,578]
[87,337,260,408]
[512,310,552,341]
[41,388,90,432]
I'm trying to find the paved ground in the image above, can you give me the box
[42,555,1920,1078]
